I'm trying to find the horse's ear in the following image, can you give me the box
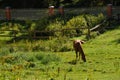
[80,40,85,44]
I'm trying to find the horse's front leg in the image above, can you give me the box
[75,51,78,61]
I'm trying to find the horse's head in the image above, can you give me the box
[74,40,85,44]
[80,40,85,44]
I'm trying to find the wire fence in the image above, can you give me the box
[0,7,120,20]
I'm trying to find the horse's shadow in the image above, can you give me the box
[68,60,77,65]
[67,60,85,65]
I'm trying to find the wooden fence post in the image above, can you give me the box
[84,15,91,40]
[107,4,113,27]
[117,13,120,21]
[59,6,64,15]
[33,30,36,39]
[28,30,32,40]
[87,23,91,40]
[107,4,112,18]
[13,30,16,43]
[5,7,11,21]
[48,6,54,16]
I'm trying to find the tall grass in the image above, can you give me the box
[0,51,61,65]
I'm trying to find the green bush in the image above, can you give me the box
[35,17,49,30]
[32,36,72,52]
[63,15,87,37]
[62,13,105,37]
[85,13,105,28]
[45,19,64,37]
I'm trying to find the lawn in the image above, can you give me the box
[0,26,120,80]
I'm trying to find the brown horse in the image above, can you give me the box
[73,40,86,62]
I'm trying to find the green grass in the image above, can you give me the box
[0,26,120,80]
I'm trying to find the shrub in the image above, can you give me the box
[35,17,49,30]
[63,15,87,37]
[45,19,64,37]
[90,31,100,39]
[84,13,105,28]
[32,36,72,52]
[62,13,105,37]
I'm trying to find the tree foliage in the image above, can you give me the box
[0,0,120,8]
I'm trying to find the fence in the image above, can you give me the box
[0,27,89,40]
[0,6,119,40]
[0,7,120,20]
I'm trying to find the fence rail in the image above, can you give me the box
[0,7,120,20]
[0,27,89,40]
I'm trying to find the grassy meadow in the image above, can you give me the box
[0,25,120,80]
[0,13,120,80]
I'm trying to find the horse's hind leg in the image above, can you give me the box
[81,53,86,62]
